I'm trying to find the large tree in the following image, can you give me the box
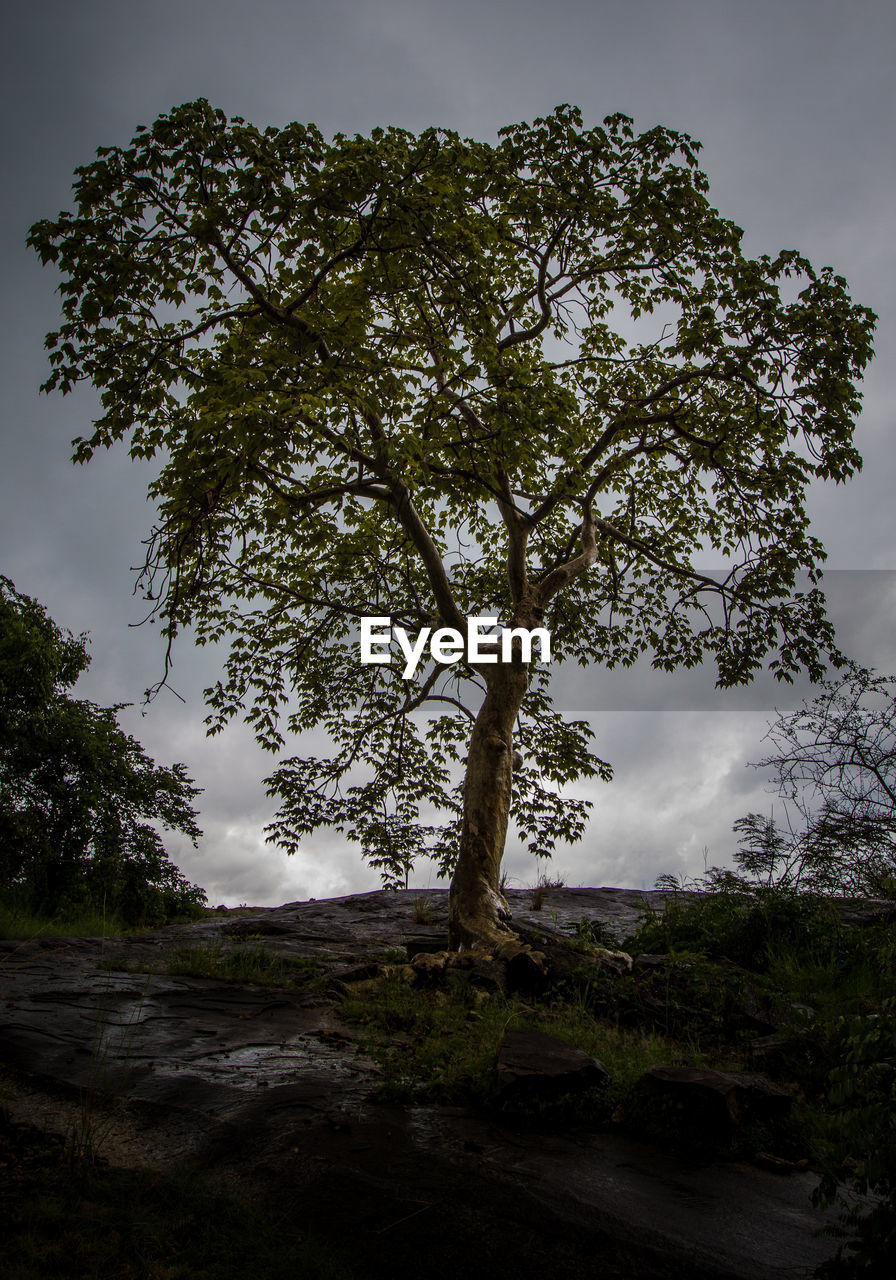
[29,102,875,948]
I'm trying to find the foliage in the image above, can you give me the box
[0,900,147,939]
[727,666,896,896]
[637,883,850,972]
[632,880,896,1261]
[814,999,896,1277]
[0,576,206,924]
[410,892,436,923]
[28,100,875,889]
[339,969,673,1121]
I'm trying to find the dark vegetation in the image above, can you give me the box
[334,887,896,1275]
[0,1111,355,1279]
[5,890,892,1276]
[0,577,206,928]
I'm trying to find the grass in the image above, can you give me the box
[1,1110,356,1279]
[338,885,896,1176]
[410,894,436,925]
[162,941,327,988]
[529,870,566,912]
[339,967,718,1122]
[102,940,328,990]
[0,899,147,940]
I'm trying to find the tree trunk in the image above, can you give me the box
[449,663,529,950]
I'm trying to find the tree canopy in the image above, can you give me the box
[0,576,205,923]
[28,101,876,944]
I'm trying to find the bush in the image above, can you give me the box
[632,885,849,972]
[815,999,896,1276]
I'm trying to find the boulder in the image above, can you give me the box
[496,1028,610,1102]
[591,945,633,975]
[410,951,449,978]
[632,1065,792,1136]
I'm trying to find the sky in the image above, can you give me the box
[2,0,894,905]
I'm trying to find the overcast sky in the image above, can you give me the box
[2,0,894,905]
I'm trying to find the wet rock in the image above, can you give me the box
[0,889,848,1279]
[632,1065,792,1134]
[633,953,673,970]
[835,898,896,927]
[496,1028,610,1102]
[753,1151,810,1175]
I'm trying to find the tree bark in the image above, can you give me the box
[449,662,529,950]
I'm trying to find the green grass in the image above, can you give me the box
[339,969,717,1121]
[0,899,148,940]
[1,1111,355,1279]
[163,941,327,988]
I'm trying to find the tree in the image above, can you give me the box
[728,665,896,895]
[28,102,875,948]
[0,576,206,923]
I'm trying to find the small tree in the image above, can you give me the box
[0,577,205,923]
[730,665,896,895]
[28,102,875,947]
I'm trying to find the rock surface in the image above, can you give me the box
[632,1065,793,1133]
[495,1027,610,1100]
[0,887,844,1278]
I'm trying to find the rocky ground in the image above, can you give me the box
[0,887,847,1279]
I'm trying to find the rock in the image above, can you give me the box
[495,1028,610,1101]
[591,945,633,975]
[753,1152,810,1175]
[222,918,294,937]
[378,963,415,982]
[410,951,450,977]
[329,961,383,985]
[835,898,896,928]
[402,936,447,956]
[511,920,632,987]
[0,893,849,1278]
[638,995,716,1029]
[729,989,784,1034]
[632,1066,792,1135]
[464,952,507,992]
[633,953,673,970]
[747,1032,790,1070]
[494,938,547,990]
